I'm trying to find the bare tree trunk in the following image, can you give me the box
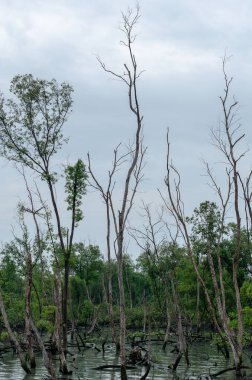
[216,59,244,371]
[89,8,145,380]
[88,155,117,345]
[162,285,171,351]
[171,279,189,370]
[0,289,31,374]
[23,176,71,374]
[102,273,108,305]
[39,254,49,306]
[162,55,246,372]
[47,177,71,375]
[108,261,116,344]
[104,200,117,344]
[87,305,100,335]
[124,263,133,309]
[32,281,42,319]
[25,249,36,368]
[117,236,127,379]
[196,278,200,332]
[143,290,147,335]
[30,319,57,380]
[53,265,69,374]
[68,286,76,341]
[62,255,70,356]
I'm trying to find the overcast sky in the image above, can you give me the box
[0,0,252,258]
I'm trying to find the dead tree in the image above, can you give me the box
[128,203,173,350]
[161,132,242,369]
[88,147,122,346]
[90,6,146,380]
[170,278,189,370]
[36,186,65,366]
[19,176,58,378]
[19,212,36,369]
[129,204,189,368]
[238,170,252,280]
[210,56,245,373]
[20,172,43,369]
[0,196,51,375]
[161,58,247,375]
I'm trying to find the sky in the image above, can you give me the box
[0,0,252,258]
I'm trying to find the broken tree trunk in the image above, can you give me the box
[25,247,36,368]
[30,319,57,380]
[0,289,31,374]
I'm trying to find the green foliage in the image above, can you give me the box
[2,296,24,325]
[242,307,252,330]
[37,305,56,333]
[73,244,103,279]
[0,331,9,342]
[65,159,88,225]
[0,74,73,176]
[78,300,95,325]
[188,201,223,249]
[125,306,144,328]
[228,312,238,330]
[0,198,250,342]
[222,226,251,284]
[37,319,54,333]
[128,331,145,340]
[123,255,148,307]
[69,244,105,320]
[176,256,199,319]
[41,305,56,322]
[226,307,252,335]
[241,280,252,307]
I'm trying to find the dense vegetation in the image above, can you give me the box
[0,229,251,333]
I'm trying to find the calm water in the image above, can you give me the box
[0,338,251,380]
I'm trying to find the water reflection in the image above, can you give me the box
[0,339,250,380]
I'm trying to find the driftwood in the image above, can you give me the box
[211,365,250,377]
[92,364,136,370]
[128,347,143,364]
[140,363,151,380]
[133,338,175,345]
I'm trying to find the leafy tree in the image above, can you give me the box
[0,74,72,176]
[71,244,104,303]
[0,74,88,374]
[0,248,24,325]
[65,159,88,227]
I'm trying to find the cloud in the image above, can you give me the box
[0,0,252,255]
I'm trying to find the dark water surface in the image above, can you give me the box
[0,339,251,380]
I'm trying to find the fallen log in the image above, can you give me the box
[92,364,136,370]
[211,365,250,377]
[140,363,151,380]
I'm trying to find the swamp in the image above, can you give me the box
[1,328,252,380]
[0,3,251,380]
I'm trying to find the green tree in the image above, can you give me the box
[0,74,87,374]
[0,74,72,175]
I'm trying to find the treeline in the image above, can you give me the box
[0,221,251,335]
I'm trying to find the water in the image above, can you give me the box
[0,338,251,380]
